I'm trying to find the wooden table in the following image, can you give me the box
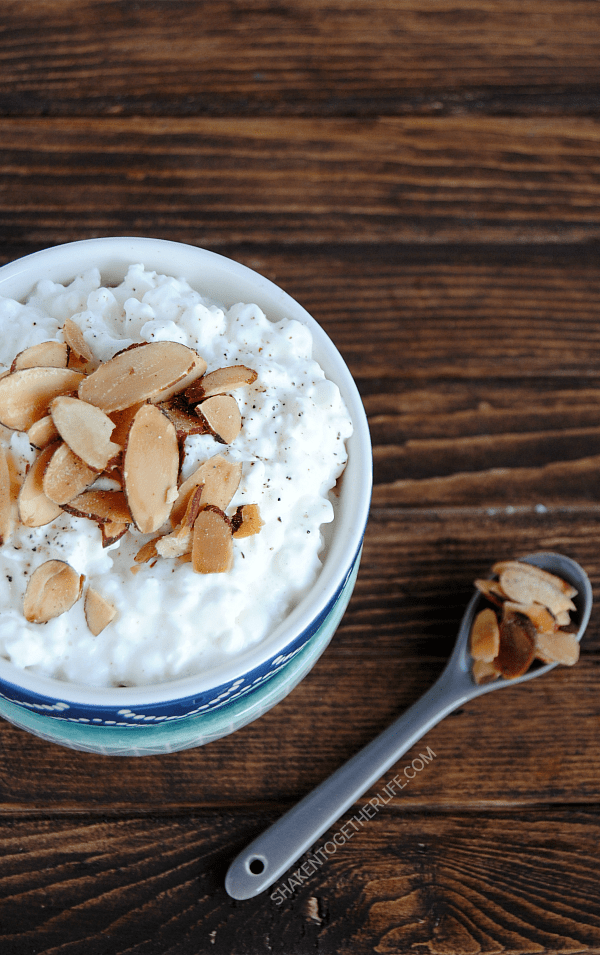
[2,2,600,952]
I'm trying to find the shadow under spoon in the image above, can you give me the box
[225,551,593,900]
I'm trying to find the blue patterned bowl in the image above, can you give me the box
[0,238,372,754]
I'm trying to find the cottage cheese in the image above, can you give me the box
[0,266,352,687]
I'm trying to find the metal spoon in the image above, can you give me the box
[225,552,592,900]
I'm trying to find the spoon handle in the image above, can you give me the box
[225,663,469,899]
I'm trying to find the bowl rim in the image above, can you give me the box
[0,238,372,707]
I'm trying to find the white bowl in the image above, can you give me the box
[0,238,372,754]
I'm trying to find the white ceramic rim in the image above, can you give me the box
[0,237,372,707]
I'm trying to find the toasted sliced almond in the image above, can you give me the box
[23,559,84,624]
[5,448,21,504]
[148,351,207,403]
[84,587,116,635]
[185,365,257,402]
[195,394,242,444]
[493,560,578,599]
[535,630,580,666]
[0,444,12,544]
[171,454,242,526]
[0,367,85,432]
[232,503,264,539]
[472,659,501,685]
[494,609,537,679]
[11,341,69,372]
[498,563,576,617]
[155,528,192,559]
[473,578,506,607]
[27,414,60,449]
[62,489,132,525]
[156,486,203,558]
[101,521,129,548]
[470,608,500,662]
[555,609,571,627]
[108,402,145,448]
[50,396,121,471]
[123,404,179,533]
[18,443,64,527]
[192,505,234,574]
[503,601,557,635]
[78,342,205,413]
[134,537,160,563]
[158,396,209,439]
[42,442,98,506]
[62,318,94,363]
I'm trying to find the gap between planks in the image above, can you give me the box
[1,798,600,820]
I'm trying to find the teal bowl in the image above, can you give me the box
[0,238,372,754]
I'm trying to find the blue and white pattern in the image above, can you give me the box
[0,551,360,736]
[0,554,361,755]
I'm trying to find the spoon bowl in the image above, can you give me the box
[447,551,592,701]
[225,552,593,900]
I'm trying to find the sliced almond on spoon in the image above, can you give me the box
[11,341,69,371]
[497,562,576,617]
[472,659,501,685]
[18,442,64,527]
[473,578,507,607]
[49,396,121,471]
[78,341,205,413]
[494,609,537,679]
[503,601,558,635]
[123,404,179,533]
[195,394,242,444]
[42,442,98,506]
[0,367,85,432]
[469,607,500,662]
[493,560,578,599]
[23,559,84,624]
[534,630,580,666]
[554,609,571,627]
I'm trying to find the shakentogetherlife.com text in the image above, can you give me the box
[270,746,437,905]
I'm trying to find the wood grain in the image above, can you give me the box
[2,810,600,954]
[1,0,599,117]
[4,116,600,251]
[2,0,600,949]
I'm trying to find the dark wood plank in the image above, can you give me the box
[2,809,600,954]
[0,509,598,812]
[1,0,600,117]
[3,117,600,250]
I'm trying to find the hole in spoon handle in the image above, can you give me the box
[225,670,466,900]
